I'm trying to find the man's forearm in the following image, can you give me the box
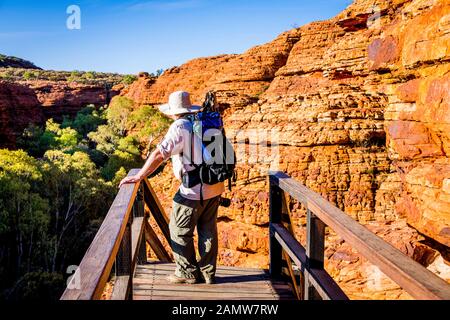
[136,149,164,179]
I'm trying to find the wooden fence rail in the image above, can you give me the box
[269,171,450,300]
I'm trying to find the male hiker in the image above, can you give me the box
[119,91,225,284]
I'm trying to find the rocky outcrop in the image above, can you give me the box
[0,81,44,148]
[376,1,450,249]
[0,54,41,69]
[28,81,120,121]
[121,0,449,299]
[121,28,301,113]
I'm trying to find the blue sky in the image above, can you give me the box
[0,0,352,74]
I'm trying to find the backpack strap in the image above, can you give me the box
[192,127,204,206]
[181,114,204,204]
[221,127,233,192]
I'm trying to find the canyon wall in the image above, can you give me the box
[0,79,119,148]
[28,81,120,121]
[0,81,44,148]
[121,0,450,299]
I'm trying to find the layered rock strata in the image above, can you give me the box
[116,0,450,298]
[0,79,120,147]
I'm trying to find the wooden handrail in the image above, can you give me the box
[272,223,348,300]
[269,171,450,300]
[61,169,141,300]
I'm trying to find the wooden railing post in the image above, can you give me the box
[305,209,326,300]
[134,186,145,218]
[269,178,283,278]
[115,214,133,299]
[143,179,171,243]
[134,186,147,264]
[142,178,172,263]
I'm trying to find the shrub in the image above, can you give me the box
[23,71,35,80]
[122,74,137,85]
[83,71,96,80]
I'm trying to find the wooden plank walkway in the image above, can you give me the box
[60,172,450,301]
[133,263,295,300]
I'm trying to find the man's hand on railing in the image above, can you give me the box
[118,149,164,189]
[119,175,143,188]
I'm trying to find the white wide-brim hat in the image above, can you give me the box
[158,91,201,116]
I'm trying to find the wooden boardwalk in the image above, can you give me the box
[133,263,295,300]
[60,170,450,301]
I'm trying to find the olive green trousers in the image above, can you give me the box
[169,191,220,279]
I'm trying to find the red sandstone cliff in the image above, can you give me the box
[28,81,120,121]
[119,0,450,299]
[0,79,120,147]
[0,81,44,148]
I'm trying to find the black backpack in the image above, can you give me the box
[181,92,236,203]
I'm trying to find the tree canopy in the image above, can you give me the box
[1,101,171,300]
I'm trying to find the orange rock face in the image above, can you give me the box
[121,28,301,112]
[380,1,450,250]
[123,0,450,299]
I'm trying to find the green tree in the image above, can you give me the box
[88,124,120,156]
[127,105,171,147]
[87,97,145,178]
[101,149,141,181]
[106,96,134,136]
[42,119,80,153]
[6,272,65,301]
[63,105,106,138]
[3,85,174,300]
[100,135,141,181]
[56,127,78,150]
[0,150,50,288]
[111,166,127,186]
[17,124,47,157]
[41,150,114,272]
